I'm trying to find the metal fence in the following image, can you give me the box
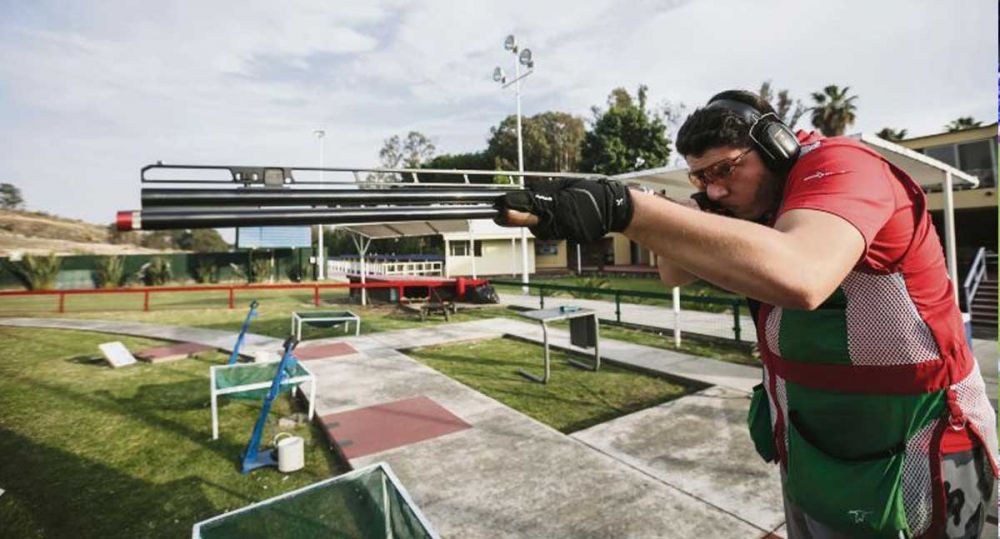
[0,279,480,315]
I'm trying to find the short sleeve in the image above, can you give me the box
[779,144,896,256]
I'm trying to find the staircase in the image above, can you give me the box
[969,253,998,338]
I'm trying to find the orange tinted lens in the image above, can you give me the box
[688,172,706,188]
[712,161,736,181]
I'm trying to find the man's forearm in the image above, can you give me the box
[624,191,812,308]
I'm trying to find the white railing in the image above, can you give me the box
[327,259,443,277]
[963,247,988,309]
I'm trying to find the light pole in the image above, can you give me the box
[494,34,535,294]
[314,129,326,280]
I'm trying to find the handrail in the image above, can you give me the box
[962,247,988,310]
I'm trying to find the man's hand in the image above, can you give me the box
[493,178,634,242]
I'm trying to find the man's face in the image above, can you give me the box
[684,145,780,220]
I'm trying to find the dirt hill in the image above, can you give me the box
[0,210,174,256]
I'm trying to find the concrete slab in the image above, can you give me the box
[294,342,357,360]
[305,330,768,536]
[572,386,784,532]
[349,401,765,538]
[320,395,471,459]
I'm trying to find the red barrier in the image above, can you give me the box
[0,279,490,314]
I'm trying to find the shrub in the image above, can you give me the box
[192,260,218,283]
[286,257,310,282]
[249,257,272,283]
[4,253,61,290]
[94,256,124,288]
[141,257,172,286]
[569,277,611,299]
[229,262,248,283]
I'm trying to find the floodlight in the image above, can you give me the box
[492,67,505,83]
[519,48,532,66]
[504,35,517,51]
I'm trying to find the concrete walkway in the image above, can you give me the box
[302,326,779,537]
[0,317,285,359]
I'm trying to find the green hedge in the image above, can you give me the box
[0,248,316,290]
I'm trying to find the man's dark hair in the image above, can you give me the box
[676,90,777,157]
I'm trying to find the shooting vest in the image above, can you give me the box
[747,137,998,538]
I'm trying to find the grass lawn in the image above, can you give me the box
[407,337,695,433]
[597,324,759,366]
[0,289,753,535]
[0,326,347,539]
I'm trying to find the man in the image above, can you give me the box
[495,90,997,538]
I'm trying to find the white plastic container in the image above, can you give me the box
[273,433,305,473]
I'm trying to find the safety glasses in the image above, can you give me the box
[687,148,754,188]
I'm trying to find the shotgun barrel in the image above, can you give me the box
[116,205,500,231]
[140,187,515,207]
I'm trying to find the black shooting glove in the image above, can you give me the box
[494,178,634,243]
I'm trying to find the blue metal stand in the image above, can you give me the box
[228,300,259,365]
[240,336,298,474]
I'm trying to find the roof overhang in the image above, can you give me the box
[339,220,470,239]
[849,133,979,188]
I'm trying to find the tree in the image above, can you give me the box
[945,117,982,132]
[421,151,494,183]
[0,183,24,209]
[809,85,858,136]
[175,229,229,252]
[486,111,586,172]
[141,230,177,250]
[875,127,908,142]
[368,131,436,182]
[758,81,806,128]
[580,85,671,175]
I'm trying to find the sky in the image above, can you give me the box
[0,0,996,229]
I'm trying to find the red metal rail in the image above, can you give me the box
[0,278,488,314]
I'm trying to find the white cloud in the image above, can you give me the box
[0,0,995,225]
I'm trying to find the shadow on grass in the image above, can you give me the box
[0,425,217,538]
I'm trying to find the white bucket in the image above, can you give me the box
[273,433,305,473]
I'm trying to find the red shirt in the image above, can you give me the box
[777,131,975,452]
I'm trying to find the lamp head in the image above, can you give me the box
[504,34,517,51]
[518,48,533,68]
[492,66,505,83]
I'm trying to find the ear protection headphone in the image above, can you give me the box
[704,98,800,171]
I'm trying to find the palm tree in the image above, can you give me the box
[809,85,858,136]
[944,117,982,132]
[875,127,908,142]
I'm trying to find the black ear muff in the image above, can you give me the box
[705,98,800,172]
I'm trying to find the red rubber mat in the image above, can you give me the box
[135,342,214,363]
[320,396,472,459]
[294,342,357,360]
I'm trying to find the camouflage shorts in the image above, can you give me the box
[782,446,996,538]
